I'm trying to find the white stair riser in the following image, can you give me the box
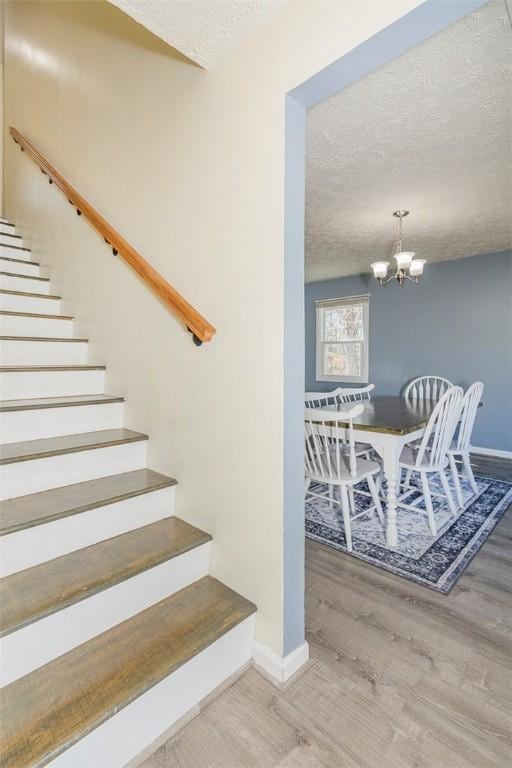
[0,246,32,260]
[0,369,105,399]
[0,259,41,277]
[0,339,88,365]
[0,233,25,247]
[0,314,74,337]
[0,274,50,294]
[1,543,210,685]
[0,292,61,314]
[1,486,175,575]
[0,440,147,500]
[0,402,125,443]
[46,615,255,768]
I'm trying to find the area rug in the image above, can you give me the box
[305,472,512,592]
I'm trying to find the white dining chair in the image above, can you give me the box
[304,404,384,552]
[336,383,375,403]
[304,389,373,459]
[404,376,453,403]
[447,382,484,508]
[304,383,375,407]
[304,389,344,408]
[398,386,463,536]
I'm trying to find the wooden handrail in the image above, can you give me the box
[9,127,216,345]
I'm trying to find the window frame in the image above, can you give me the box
[315,294,370,384]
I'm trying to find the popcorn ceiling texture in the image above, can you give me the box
[305,0,512,282]
[108,0,282,68]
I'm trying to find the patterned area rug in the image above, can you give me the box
[305,472,512,592]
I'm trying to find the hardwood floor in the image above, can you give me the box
[143,455,512,768]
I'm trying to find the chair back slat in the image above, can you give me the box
[455,382,483,452]
[304,389,343,408]
[415,386,463,468]
[404,376,453,404]
[305,384,374,409]
[304,404,364,483]
[336,384,375,404]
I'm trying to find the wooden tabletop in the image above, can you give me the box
[320,395,438,436]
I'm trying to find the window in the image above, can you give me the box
[315,295,369,384]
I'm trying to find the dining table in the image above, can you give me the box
[315,395,438,548]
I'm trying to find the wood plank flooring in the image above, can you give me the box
[142,455,512,768]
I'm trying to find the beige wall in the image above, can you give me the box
[3,0,419,655]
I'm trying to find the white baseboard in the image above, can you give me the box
[471,446,512,460]
[252,640,309,684]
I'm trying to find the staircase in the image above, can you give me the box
[0,218,256,768]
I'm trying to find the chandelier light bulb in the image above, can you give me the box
[370,261,389,280]
[409,258,426,277]
[394,251,415,270]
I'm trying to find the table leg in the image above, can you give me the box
[381,438,401,548]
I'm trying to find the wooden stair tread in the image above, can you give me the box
[0,517,211,636]
[0,576,256,768]
[0,289,60,299]
[0,336,87,344]
[0,469,177,535]
[0,428,148,465]
[0,311,73,319]
[0,394,124,412]
[0,271,48,282]
[0,231,21,239]
[0,364,105,371]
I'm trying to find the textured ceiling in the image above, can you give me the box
[108,0,282,68]
[305,0,512,282]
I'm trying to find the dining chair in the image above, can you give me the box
[304,404,384,552]
[304,389,344,408]
[336,383,375,403]
[447,382,484,508]
[304,385,375,460]
[404,376,453,403]
[398,386,463,536]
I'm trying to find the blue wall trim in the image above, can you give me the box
[283,95,306,655]
[305,251,512,452]
[282,0,491,655]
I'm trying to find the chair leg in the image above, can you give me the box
[404,469,413,489]
[304,477,312,497]
[448,454,464,509]
[348,487,355,515]
[420,472,437,536]
[367,474,384,526]
[440,469,457,516]
[328,484,334,509]
[340,484,353,552]
[462,452,478,495]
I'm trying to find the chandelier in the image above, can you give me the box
[371,210,426,285]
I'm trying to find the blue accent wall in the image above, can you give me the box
[305,251,512,452]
